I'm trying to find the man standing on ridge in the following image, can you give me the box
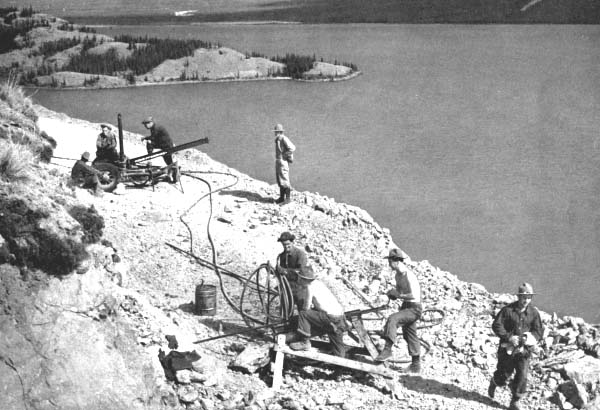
[273,123,295,205]
[488,283,543,410]
[94,124,119,164]
[375,248,423,373]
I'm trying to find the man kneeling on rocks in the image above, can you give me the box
[488,283,543,410]
[289,266,347,357]
[375,248,422,373]
[71,151,107,195]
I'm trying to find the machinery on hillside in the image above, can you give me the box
[93,113,209,192]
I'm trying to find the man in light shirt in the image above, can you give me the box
[375,248,422,373]
[288,266,347,357]
[273,123,295,205]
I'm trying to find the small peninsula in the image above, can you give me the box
[0,7,359,89]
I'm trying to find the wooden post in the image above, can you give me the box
[272,334,286,390]
[350,317,380,360]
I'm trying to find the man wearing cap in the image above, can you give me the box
[141,116,175,166]
[288,266,347,357]
[95,124,119,164]
[276,231,308,284]
[273,123,295,205]
[375,248,423,373]
[71,151,106,195]
[488,283,543,410]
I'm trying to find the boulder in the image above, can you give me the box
[564,355,600,385]
[559,381,589,408]
[229,344,271,374]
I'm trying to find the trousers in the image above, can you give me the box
[382,302,422,357]
[297,310,346,357]
[492,347,531,399]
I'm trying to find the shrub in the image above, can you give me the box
[0,72,38,123]
[0,197,89,276]
[68,205,104,244]
[0,141,33,181]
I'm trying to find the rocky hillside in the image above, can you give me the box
[1,84,600,410]
[0,11,357,88]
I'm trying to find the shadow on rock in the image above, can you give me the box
[219,190,274,204]
[398,374,504,409]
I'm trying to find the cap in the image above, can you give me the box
[142,116,154,124]
[297,265,316,281]
[81,151,91,161]
[516,283,536,295]
[277,231,295,242]
[384,248,408,261]
[100,124,111,130]
[273,123,284,133]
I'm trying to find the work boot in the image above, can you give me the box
[275,186,285,204]
[280,187,291,205]
[406,355,421,373]
[487,378,496,398]
[375,344,393,362]
[289,338,311,351]
[508,398,522,410]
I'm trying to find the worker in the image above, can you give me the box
[276,231,308,286]
[273,123,295,205]
[375,248,422,374]
[488,283,543,410]
[70,151,106,195]
[288,266,347,357]
[94,124,119,164]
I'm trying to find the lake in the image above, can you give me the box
[32,24,600,323]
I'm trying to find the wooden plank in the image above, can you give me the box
[271,335,286,390]
[350,317,380,360]
[274,343,395,379]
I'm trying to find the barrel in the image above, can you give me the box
[195,282,217,316]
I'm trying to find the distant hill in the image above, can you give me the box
[67,0,600,24]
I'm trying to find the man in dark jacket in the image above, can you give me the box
[141,116,175,166]
[71,151,105,195]
[276,231,309,308]
[489,283,543,410]
[95,124,119,164]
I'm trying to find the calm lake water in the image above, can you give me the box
[33,24,600,323]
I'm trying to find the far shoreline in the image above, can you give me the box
[25,71,362,91]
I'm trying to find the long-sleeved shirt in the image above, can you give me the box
[297,279,344,316]
[143,124,174,150]
[96,131,117,149]
[275,134,295,160]
[391,265,421,303]
[71,160,101,180]
[277,246,308,273]
[492,301,543,343]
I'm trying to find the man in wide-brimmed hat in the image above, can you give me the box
[374,248,423,373]
[273,123,295,205]
[488,283,543,410]
[288,265,347,357]
[94,123,119,164]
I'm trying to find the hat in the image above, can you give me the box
[384,248,408,261]
[142,116,154,124]
[81,151,90,161]
[273,123,284,133]
[100,124,111,130]
[516,283,536,295]
[297,265,316,281]
[277,231,295,242]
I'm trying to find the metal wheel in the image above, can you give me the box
[93,162,120,192]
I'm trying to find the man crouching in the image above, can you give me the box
[288,266,347,357]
